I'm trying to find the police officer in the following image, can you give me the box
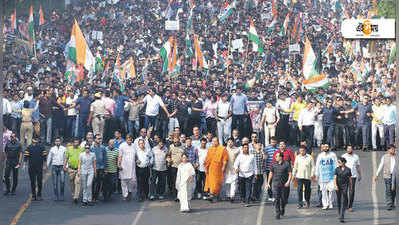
[23,136,48,200]
[88,92,107,140]
[3,132,23,195]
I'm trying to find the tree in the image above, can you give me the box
[377,0,396,18]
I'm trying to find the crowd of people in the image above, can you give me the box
[1,0,399,223]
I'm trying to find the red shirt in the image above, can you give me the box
[271,149,295,166]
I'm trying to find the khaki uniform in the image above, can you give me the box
[90,99,107,138]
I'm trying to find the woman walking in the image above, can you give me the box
[78,144,96,206]
[176,154,196,213]
[334,157,353,223]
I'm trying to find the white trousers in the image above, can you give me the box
[371,121,384,149]
[121,178,136,198]
[320,180,335,207]
[81,172,94,203]
[264,124,276,147]
[217,118,232,145]
[168,117,179,135]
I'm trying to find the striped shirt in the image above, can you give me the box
[264,145,278,171]
[106,147,119,173]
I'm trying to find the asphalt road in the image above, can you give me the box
[1,149,398,225]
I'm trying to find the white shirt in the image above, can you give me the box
[47,145,67,167]
[234,153,255,178]
[262,106,279,124]
[298,107,318,127]
[2,98,12,115]
[276,98,291,114]
[216,100,230,118]
[135,147,153,168]
[341,153,360,178]
[381,104,397,125]
[197,147,208,172]
[376,154,396,176]
[143,94,165,116]
[66,96,78,116]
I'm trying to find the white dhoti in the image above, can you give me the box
[176,163,196,212]
[224,170,238,198]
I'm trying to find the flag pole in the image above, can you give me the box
[244,35,250,76]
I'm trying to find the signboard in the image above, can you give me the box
[247,101,264,132]
[341,19,395,39]
[165,20,179,30]
[289,44,300,54]
[232,39,244,50]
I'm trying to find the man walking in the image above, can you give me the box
[266,152,293,220]
[341,145,362,211]
[47,137,67,201]
[230,86,248,136]
[250,143,266,201]
[315,143,338,210]
[3,132,22,195]
[264,137,279,201]
[104,139,119,201]
[88,93,107,139]
[374,145,398,210]
[150,139,168,200]
[23,136,47,200]
[91,134,107,202]
[234,143,255,206]
[216,94,232,145]
[260,100,280,147]
[64,138,83,204]
[293,145,315,208]
[118,135,137,201]
[135,139,153,201]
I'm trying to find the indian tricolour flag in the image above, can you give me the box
[39,5,45,25]
[280,13,289,36]
[121,57,136,79]
[28,6,35,46]
[95,51,104,73]
[302,37,328,89]
[349,61,364,83]
[267,16,278,32]
[245,77,256,89]
[11,9,16,30]
[217,1,236,22]
[160,37,174,74]
[65,19,95,72]
[249,18,263,53]
[170,57,182,77]
[322,38,334,56]
[194,35,208,72]
[65,60,84,84]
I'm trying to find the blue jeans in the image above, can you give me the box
[355,123,371,148]
[383,124,395,147]
[144,115,158,130]
[384,178,396,207]
[238,175,253,203]
[66,116,77,139]
[51,165,65,200]
[323,124,335,148]
[128,120,140,138]
[78,114,89,139]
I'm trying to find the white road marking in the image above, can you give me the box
[256,186,267,225]
[131,203,147,225]
[371,151,380,225]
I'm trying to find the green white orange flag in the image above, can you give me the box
[249,18,263,53]
[267,16,278,32]
[121,57,136,79]
[160,37,174,74]
[194,35,208,72]
[322,38,334,56]
[217,1,237,22]
[349,61,364,83]
[65,19,95,72]
[28,6,35,46]
[280,13,289,36]
[95,51,104,73]
[302,37,328,89]
[39,5,45,25]
[245,77,256,89]
[11,9,16,30]
[272,0,277,16]
[170,57,182,77]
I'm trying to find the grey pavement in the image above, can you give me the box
[1,149,398,225]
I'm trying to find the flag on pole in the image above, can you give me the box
[217,1,237,22]
[160,37,174,73]
[95,51,104,73]
[103,60,110,76]
[194,35,208,72]
[292,13,302,43]
[28,6,35,46]
[168,39,178,75]
[11,9,16,30]
[65,19,95,72]
[170,57,182,77]
[287,73,299,89]
[322,38,334,56]
[267,16,278,32]
[65,60,84,84]
[121,57,136,79]
[302,37,328,89]
[249,18,264,53]
[349,61,364,83]
[272,0,278,16]
[39,5,45,25]
[185,33,194,57]
[280,13,290,36]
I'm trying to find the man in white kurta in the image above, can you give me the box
[223,138,240,201]
[118,135,136,200]
[176,159,196,212]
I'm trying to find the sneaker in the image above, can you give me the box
[149,195,155,201]
[203,196,208,200]
[329,204,333,209]
[268,197,275,202]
